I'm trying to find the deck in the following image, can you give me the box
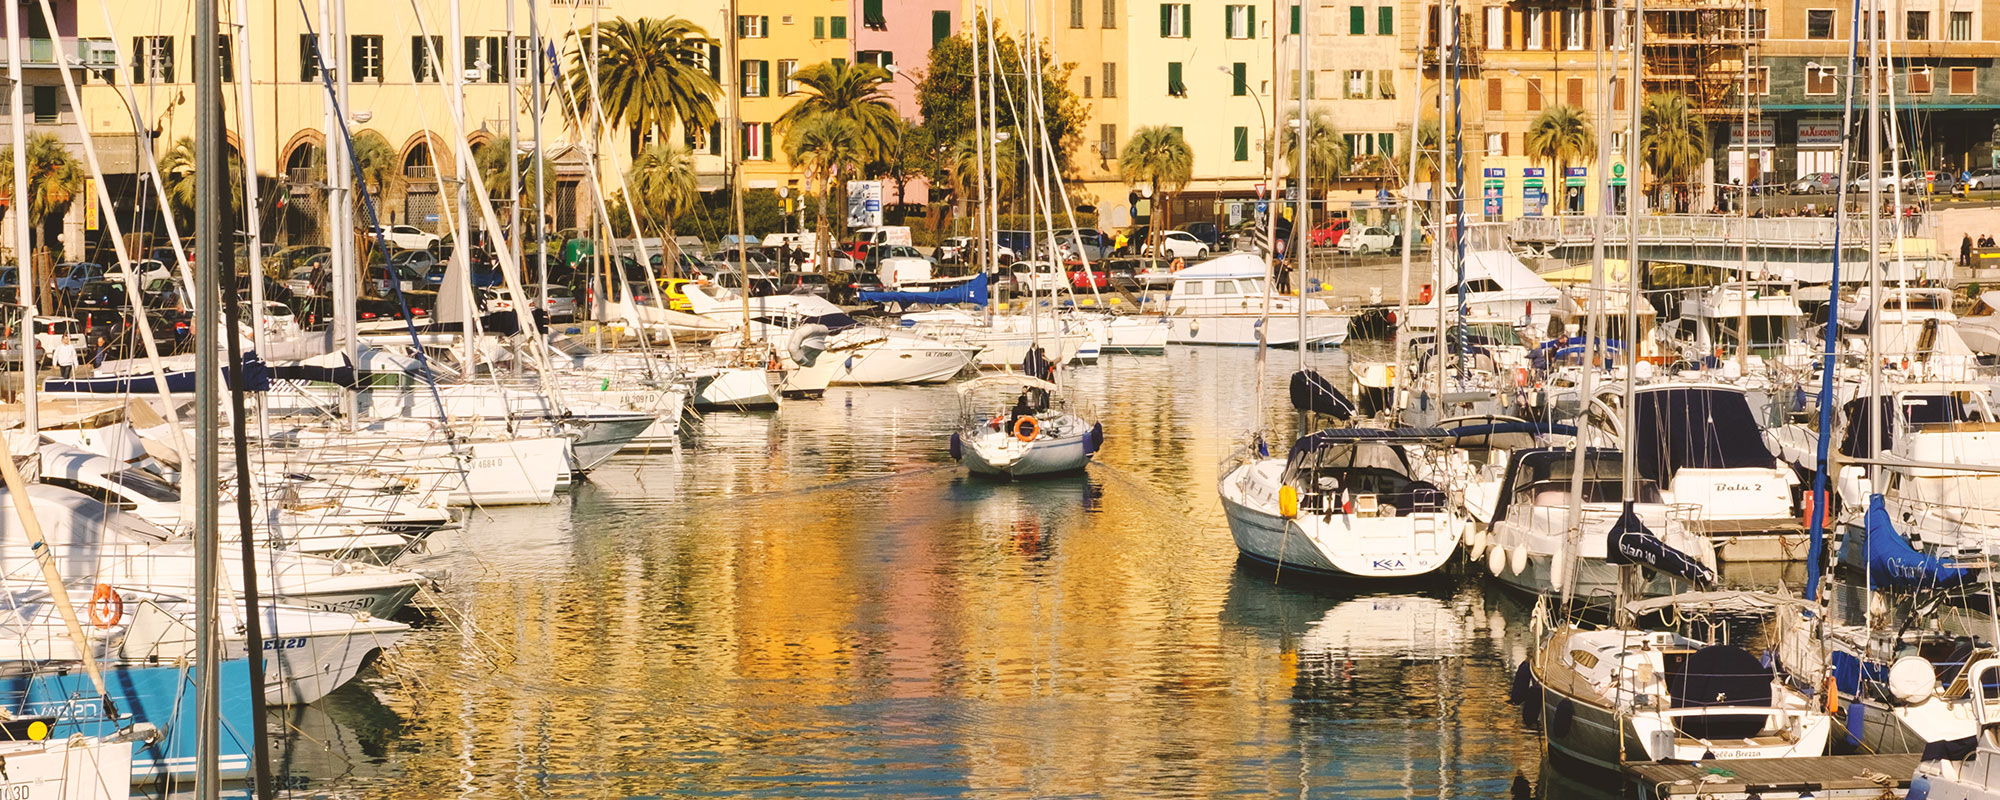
[1626,753,1918,799]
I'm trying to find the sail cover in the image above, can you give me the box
[1289,370,1355,419]
[1865,493,1974,591]
[859,273,988,306]
[1632,387,1776,482]
[1605,501,1716,585]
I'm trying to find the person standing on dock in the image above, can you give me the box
[51,336,76,379]
[1966,234,1976,267]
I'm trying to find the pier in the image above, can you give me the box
[1626,754,1919,799]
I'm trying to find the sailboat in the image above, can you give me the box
[950,372,1100,478]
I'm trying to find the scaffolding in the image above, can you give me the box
[1642,0,1761,119]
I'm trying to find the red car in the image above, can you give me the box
[1067,269,1108,289]
[1310,219,1349,248]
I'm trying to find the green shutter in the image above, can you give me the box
[1167,61,1182,95]
[863,0,883,28]
[833,57,846,69]
[1379,6,1393,34]
[1377,133,1393,156]
[1223,6,1232,37]
[1182,4,1191,36]
[1232,62,1245,95]
[814,17,825,38]
[760,60,770,96]
[933,10,950,42]
[831,16,847,38]
[1290,5,1299,34]
[1233,127,1249,161]
[763,124,775,161]
[1350,6,1364,34]
[1160,4,1171,36]
[1248,6,1256,36]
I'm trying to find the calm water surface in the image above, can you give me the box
[283,345,1598,799]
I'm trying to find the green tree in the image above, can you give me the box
[916,16,1087,179]
[936,129,1020,235]
[625,143,700,273]
[1118,126,1192,257]
[875,118,938,216]
[1278,109,1350,222]
[473,136,557,206]
[786,116,866,275]
[776,60,902,166]
[568,16,720,143]
[1640,91,1709,213]
[156,136,246,236]
[0,133,82,311]
[1525,105,1593,214]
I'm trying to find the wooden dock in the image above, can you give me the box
[1626,753,1917,799]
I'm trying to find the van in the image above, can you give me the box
[851,225,913,247]
[761,231,813,249]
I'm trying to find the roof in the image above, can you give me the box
[956,374,1060,395]
[1449,250,1561,300]
[1169,252,1269,281]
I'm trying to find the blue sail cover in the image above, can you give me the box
[859,273,988,306]
[44,354,273,394]
[1865,493,1974,591]
[1605,501,1716,585]
[1289,369,1355,419]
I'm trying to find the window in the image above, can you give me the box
[1611,76,1626,109]
[1072,0,1084,28]
[1807,9,1833,40]
[186,34,235,82]
[465,36,501,83]
[1910,66,1933,95]
[687,122,720,156]
[933,10,952,42]
[779,59,798,94]
[857,50,893,69]
[863,0,885,30]
[1231,62,1246,95]
[741,60,768,97]
[741,122,773,161]
[1379,5,1393,35]
[351,35,382,82]
[1951,67,1976,95]
[1233,126,1249,161]
[1226,4,1255,39]
[1526,9,1545,48]
[31,85,56,123]
[1167,61,1185,96]
[1375,133,1393,159]
[1100,123,1117,159]
[1805,65,1837,95]
[1378,69,1394,98]
[1745,66,1768,95]
[814,16,824,38]
[1907,11,1929,41]
[1747,9,1765,39]
[1565,76,1583,106]
[1084,75,1093,97]
[1872,11,1885,41]
[1345,69,1370,99]
[1485,7,1504,49]
[831,16,848,39]
[1103,62,1117,97]
[739,15,769,38]
[1290,3,1300,34]
[1104,0,1118,29]
[1350,5,1364,35]
[299,34,320,82]
[1950,11,1971,41]
[1161,3,1189,37]
[412,35,443,82]
[1526,77,1542,110]
[513,36,533,82]
[1563,8,1583,49]
[1486,132,1505,156]
[132,36,172,84]
[1487,76,1502,111]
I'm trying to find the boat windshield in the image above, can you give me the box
[105,470,181,503]
[1714,316,1793,355]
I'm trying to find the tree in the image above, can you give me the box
[349,131,397,199]
[1278,109,1351,223]
[1118,126,1192,258]
[0,133,82,311]
[875,118,937,215]
[474,136,557,203]
[776,60,902,166]
[568,16,720,143]
[1525,105,1593,214]
[937,129,1019,235]
[156,136,246,235]
[625,143,699,274]
[1640,91,1709,213]
[785,116,865,277]
[916,16,1087,179]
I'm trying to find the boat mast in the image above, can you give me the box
[971,17,989,321]
[531,0,547,326]
[727,0,750,344]
[506,0,522,299]
[985,9,1002,327]
[1621,0,1644,503]
[1865,0,1881,492]
[1565,0,1610,608]
[1294,0,1308,424]
[1734,0,1752,373]
[1431,0,1446,419]
[6,0,29,436]
[1805,0,1865,603]
[1391,4,1428,418]
[193,0,223,794]
[234,0,268,435]
[449,0,475,373]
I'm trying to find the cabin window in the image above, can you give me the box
[1569,649,1599,669]
[1446,278,1501,294]
[1212,279,1239,295]
[1239,278,1266,295]
[1180,282,1204,296]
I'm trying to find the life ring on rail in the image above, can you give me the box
[1170,257,1186,272]
[89,584,122,629]
[1013,416,1040,442]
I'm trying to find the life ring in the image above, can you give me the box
[1170,257,1186,272]
[88,584,122,629]
[1013,416,1040,442]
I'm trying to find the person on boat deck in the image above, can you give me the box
[1022,346,1054,382]
[1009,393,1033,429]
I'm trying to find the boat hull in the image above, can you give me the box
[691,368,781,410]
[1162,314,1351,347]
[3,659,258,782]
[1219,465,1461,579]
[830,344,976,385]
[958,432,1090,477]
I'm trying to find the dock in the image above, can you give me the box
[1626,754,1918,799]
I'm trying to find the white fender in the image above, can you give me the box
[1509,544,1529,576]
[1488,542,1507,576]
[1549,540,1569,589]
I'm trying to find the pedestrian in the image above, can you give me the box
[1964,234,1975,267]
[1114,231,1128,253]
[51,335,76,379]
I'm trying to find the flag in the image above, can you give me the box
[544,40,561,85]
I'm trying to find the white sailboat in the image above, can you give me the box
[951,375,1099,478]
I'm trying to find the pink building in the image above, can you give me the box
[852,0,957,205]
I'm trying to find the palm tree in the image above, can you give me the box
[1640,91,1709,213]
[940,130,1019,234]
[1277,109,1351,225]
[785,116,865,276]
[1117,126,1193,260]
[1396,117,1442,188]
[349,131,397,198]
[568,16,720,144]
[625,143,699,275]
[0,133,82,312]
[156,136,245,235]
[775,60,902,165]
[473,135,559,245]
[1525,105,1593,214]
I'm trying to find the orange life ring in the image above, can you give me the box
[1013,416,1040,442]
[1170,257,1186,272]
[89,583,122,629]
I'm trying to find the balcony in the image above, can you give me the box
[19,38,117,69]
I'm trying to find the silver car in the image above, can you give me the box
[1967,169,2000,191]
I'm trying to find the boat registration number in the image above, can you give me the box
[469,458,505,470]
[261,637,309,651]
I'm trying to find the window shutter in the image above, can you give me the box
[1161,4,1171,36]
[1104,62,1117,97]
[864,0,883,29]
[1377,133,1392,156]
[740,123,750,160]
[814,16,825,39]
[933,10,950,42]
[1487,77,1501,111]
[1350,6,1363,34]
[298,35,314,82]
[412,36,425,81]
[1543,11,1554,50]
[1232,62,1246,95]
[1290,4,1299,34]
[1247,5,1256,35]
[832,16,846,38]
[1181,4,1191,36]
[1584,11,1593,48]
[1501,132,1509,156]
[1379,6,1393,35]
[1234,127,1249,161]
[130,37,142,84]
[1168,61,1182,95]
[162,37,175,82]
[763,124,776,160]
[760,60,770,95]
[1504,9,1513,48]
[1104,0,1118,28]
[1223,6,1232,37]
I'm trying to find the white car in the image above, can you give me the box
[371,225,440,251]
[1145,230,1209,260]
[104,259,171,285]
[1336,226,1399,255]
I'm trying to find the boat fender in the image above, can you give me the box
[1845,700,1866,747]
[1508,544,1528,576]
[1507,661,1535,705]
[1909,774,1930,800]
[1888,656,1938,705]
[1549,543,1568,589]
[1278,485,1299,519]
[949,432,962,461]
[1487,544,1506,577]
[1014,416,1040,442]
[89,583,122,629]
[1548,698,1574,738]
[1466,529,1487,561]
[1085,423,1105,456]
[789,324,830,368]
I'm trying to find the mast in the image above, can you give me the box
[1864,0,1881,490]
[1294,0,1308,407]
[1431,0,1447,420]
[1806,0,1866,602]
[193,0,222,794]
[971,16,988,311]
[1734,0,1752,373]
[1392,4,1428,418]
[506,0,522,297]
[985,9,1001,326]
[1621,0,1644,501]
[1566,0,1610,606]
[6,0,29,435]
[727,0,749,342]
[449,0,475,373]
[530,0,547,322]
[327,0,356,427]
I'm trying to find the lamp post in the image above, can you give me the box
[1219,64,1270,246]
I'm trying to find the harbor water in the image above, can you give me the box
[281,345,1587,798]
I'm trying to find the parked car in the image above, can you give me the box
[393,250,440,275]
[1309,219,1350,248]
[140,277,185,309]
[1965,168,2000,191]
[658,278,704,311]
[1337,226,1399,255]
[1904,170,1959,195]
[421,262,503,289]
[1144,230,1210,260]
[1054,229,1114,263]
[365,263,426,295]
[538,286,578,321]
[775,271,832,300]
[0,316,79,366]
[1067,267,1108,290]
[1850,172,1900,192]
[107,259,172,285]
[54,263,107,294]
[371,224,441,251]
[937,236,976,264]
[1180,221,1223,248]
[72,281,129,324]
